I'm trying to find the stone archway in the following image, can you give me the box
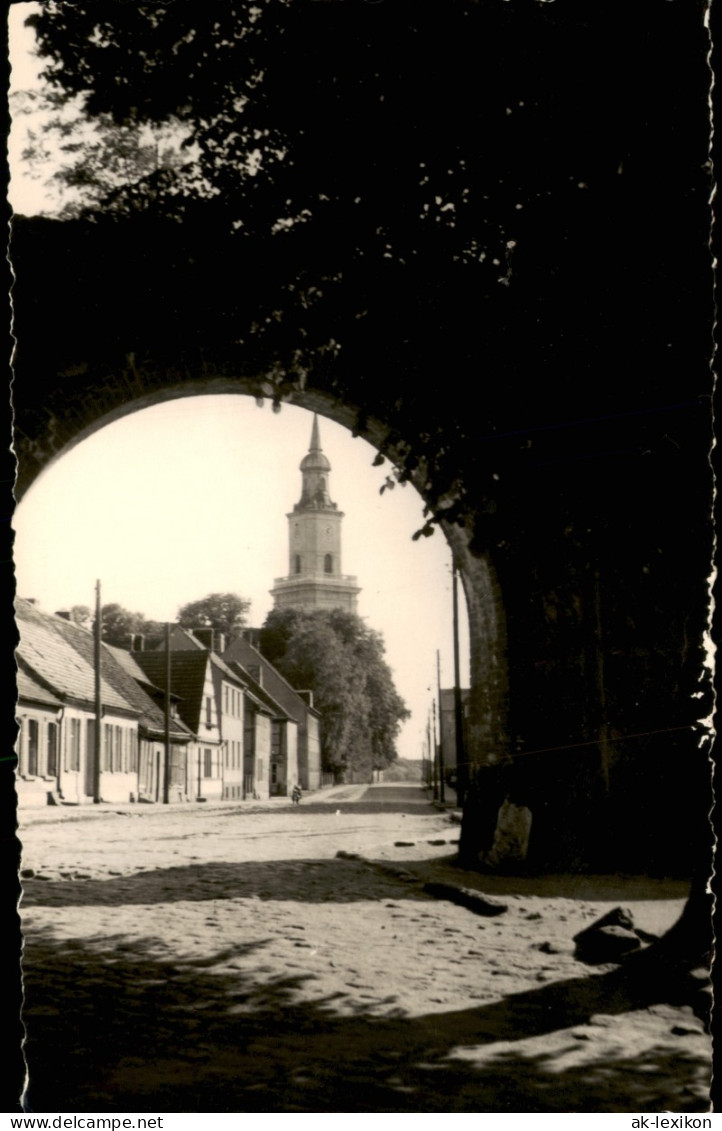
[13,375,511,858]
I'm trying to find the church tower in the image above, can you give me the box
[271,414,360,614]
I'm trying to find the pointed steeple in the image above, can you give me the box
[298,413,333,507]
[309,412,322,455]
[270,410,360,615]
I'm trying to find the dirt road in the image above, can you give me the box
[16,784,712,1113]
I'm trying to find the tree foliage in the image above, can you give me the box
[260,607,410,782]
[98,602,163,648]
[177,592,251,642]
[16,2,710,546]
[68,604,91,630]
[11,79,195,218]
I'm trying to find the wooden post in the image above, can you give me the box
[93,580,102,804]
[163,622,171,804]
[433,691,444,804]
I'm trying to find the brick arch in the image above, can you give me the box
[13,375,510,808]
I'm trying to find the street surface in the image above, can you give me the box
[17,783,711,1113]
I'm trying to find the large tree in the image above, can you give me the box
[17,0,663,524]
[177,592,251,642]
[260,607,410,783]
[98,602,163,649]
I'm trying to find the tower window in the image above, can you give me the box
[324,553,333,574]
[294,554,302,574]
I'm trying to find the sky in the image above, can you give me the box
[8,4,470,763]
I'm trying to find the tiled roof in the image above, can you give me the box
[157,626,247,687]
[110,646,164,689]
[103,645,194,741]
[223,636,316,722]
[224,659,291,721]
[15,601,136,714]
[152,625,205,651]
[16,667,62,708]
[209,651,248,687]
[135,650,210,733]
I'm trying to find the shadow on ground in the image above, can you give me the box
[20,857,438,908]
[20,853,693,910]
[401,858,694,903]
[21,927,710,1113]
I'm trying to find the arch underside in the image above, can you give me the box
[11,346,713,874]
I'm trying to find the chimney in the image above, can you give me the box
[193,628,226,654]
[193,628,213,650]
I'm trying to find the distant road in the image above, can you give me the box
[298,781,458,815]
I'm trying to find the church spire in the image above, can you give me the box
[309,412,322,455]
[270,411,360,615]
[298,413,333,509]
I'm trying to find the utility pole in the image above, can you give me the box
[163,622,171,804]
[429,713,437,800]
[93,580,102,804]
[436,649,446,805]
[452,557,467,809]
[433,689,444,804]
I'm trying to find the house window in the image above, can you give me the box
[205,697,212,728]
[294,554,302,574]
[324,553,333,574]
[129,731,138,774]
[27,720,38,776]
[203,748,213,778]
[69,719,81,772]
[224,685,229,714]
[26,723,39,778]
[115,726,124,772]
[104,724,113,772]
[46,723,58,778]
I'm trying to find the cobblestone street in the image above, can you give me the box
[17,785,712,1113]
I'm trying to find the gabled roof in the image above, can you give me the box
[224,659,292,721]
[16,667,62,709]
[135,649,211,734]
[155,625,249,689]
[104,645,194,741]
[223,635,320,722]
[15,600,137,715]
[209,650,249,688]
[152,624,206,652]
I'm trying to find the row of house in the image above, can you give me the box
[15,598,321,808]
